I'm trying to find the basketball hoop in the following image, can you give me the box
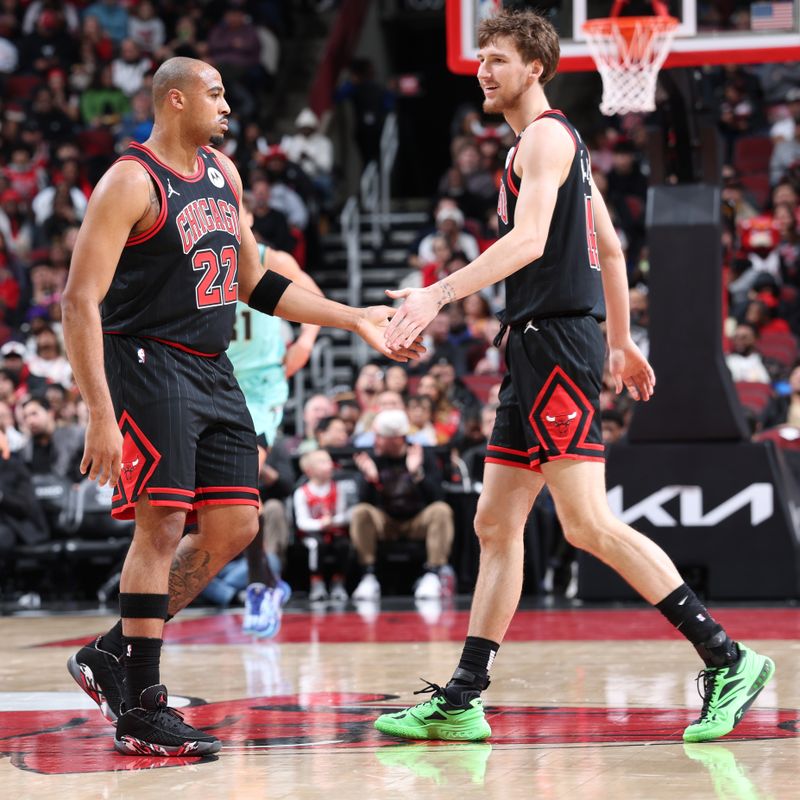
[582,14,679,116]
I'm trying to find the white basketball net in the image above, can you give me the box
[583,16,679,116]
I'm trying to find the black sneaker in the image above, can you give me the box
[67,636,124,725]
[115,684,221,756]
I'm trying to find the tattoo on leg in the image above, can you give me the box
[168,547,212,616]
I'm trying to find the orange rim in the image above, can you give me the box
[582,15,679,35]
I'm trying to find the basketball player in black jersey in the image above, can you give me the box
[375,9,773,744]
[62,56,423,756]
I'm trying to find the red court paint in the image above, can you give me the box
[2,694,797,774]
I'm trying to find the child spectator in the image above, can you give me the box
[294,449,353,603]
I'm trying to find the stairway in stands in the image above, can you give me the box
[309,208,429,391]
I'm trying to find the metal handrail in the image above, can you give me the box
[334,112,402,379]
[360,160,380,249]
[309,335,335,392]
[358,112,399,249]
[379,112,398,230]
[341,195,361,309]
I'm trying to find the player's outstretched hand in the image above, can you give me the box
[609,338,656,402]
[81,415,123,487]
[356,306,426,362]
[383,287,441,350]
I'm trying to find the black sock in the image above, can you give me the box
[444,636,499,703]
[364,564,375,575]
[122,636,163,708]
[655,584,739,667]
[98,620,124,658]
[100,615,174,657]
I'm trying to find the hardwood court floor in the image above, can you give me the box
[1,602,798,799]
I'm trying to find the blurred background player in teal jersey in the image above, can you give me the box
[229,194,321,636]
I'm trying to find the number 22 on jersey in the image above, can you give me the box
[193,245,238,308]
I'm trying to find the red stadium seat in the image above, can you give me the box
[735,381,775,414]
[780,285,798,306]
[3,75,43,101]
[757,331,798,369]
[733,136,773,175]
[739,173,771,208]
[754,425,800,451]
[76,128,116,158]
[463,373,503,403]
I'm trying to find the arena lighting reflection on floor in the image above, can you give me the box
[39,606,800,648]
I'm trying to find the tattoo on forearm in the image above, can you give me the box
[438,281,456,308]
[168,547,212,615]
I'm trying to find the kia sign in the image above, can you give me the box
[607,484,774,528]
[578,442,800,599]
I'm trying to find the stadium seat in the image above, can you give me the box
[757,330,798,369]
[76,128,116,158]
[735,381,775,414]
[3,75,43,101]
[754,425,800,451]
[739,173,771,208]
[463,373,502,403]
[733,136,773,174]
[780,285,798,305]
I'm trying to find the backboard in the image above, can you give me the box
[447,0,800,73]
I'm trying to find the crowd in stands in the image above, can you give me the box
[707,65,800,437]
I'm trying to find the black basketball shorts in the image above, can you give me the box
[487,315,606,473]
[104,335,259,520]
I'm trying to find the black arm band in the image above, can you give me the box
[248,270,292,316]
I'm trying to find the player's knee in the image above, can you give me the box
[560,515,606,552]
[229,513,259,551]
[133,522,184,555]
[474,505,521,546]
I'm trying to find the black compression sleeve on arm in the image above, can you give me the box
[248,270,292,316]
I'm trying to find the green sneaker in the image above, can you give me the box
[374,681,492,741]
[683,644,775,743]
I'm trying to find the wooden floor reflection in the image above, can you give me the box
[1,603,798,799]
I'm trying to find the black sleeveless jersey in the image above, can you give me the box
[497,110,605,325]
[101,142,242,355]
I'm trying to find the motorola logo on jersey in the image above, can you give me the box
[207,167,225,188]
[176,197,241,254]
